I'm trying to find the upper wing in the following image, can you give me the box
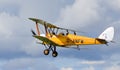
[29,18,76,32]
[29,18,58,28]
[33,35,60,46]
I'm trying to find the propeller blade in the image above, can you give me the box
[31,29,36,35]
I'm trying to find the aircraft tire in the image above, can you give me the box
[52,51,58,57]
[44,49,49,55]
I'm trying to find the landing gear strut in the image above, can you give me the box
[43,45,58,57]
[52,46,58,57]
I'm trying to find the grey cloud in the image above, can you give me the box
[52,0,120,61]
[1,58,58,70]
[0,0,120,70]
[0,0,75,59]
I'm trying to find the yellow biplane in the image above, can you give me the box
[29,18,114,57]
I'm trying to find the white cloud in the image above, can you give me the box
[57,0,101,30]
[0,0,120,70]
[0,12,30,39]
[55,0,120,59]
[61,67,73,70]
[105,65,120,70]
[81,60,105,65]
[0,0,72,59]
[110,54,120,60]
[0,12,23,53]
[21,40,43,56]
[17,0,65,21]
[0,58,58,70]
[0,12,41,56]
[101,53,120,70]
[81,66,94,70]
[106,0,120,11]
[0,12,15,39]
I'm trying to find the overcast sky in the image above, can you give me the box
[0,0,120,70]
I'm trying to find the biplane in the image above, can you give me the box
[29,18,114,57]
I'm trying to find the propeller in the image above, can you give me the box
[31,29,36,35]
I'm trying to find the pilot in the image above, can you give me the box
[52,32,56,35]
[58,32,65,36]
[66,32,69,35]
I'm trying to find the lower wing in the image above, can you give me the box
[33,35,59,46]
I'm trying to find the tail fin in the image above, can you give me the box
[98,27,114,42]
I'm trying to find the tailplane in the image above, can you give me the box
[98,27,114,42]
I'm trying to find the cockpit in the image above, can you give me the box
[58,32,65,36]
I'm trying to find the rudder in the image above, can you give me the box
[98,27,114,42]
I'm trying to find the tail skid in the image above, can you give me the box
[98,27,114,42]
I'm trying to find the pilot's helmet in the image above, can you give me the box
[59,32,65,36]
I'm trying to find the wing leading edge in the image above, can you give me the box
[29,18,76,32]
[29,18,58,28]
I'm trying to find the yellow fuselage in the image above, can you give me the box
[47,33,107,47]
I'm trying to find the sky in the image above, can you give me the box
[0,0,120,70]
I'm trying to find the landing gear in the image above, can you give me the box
[52,51,58,57]
[44,49,49,55]
[43,45,58,57]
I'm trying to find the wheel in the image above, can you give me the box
[44,49,49,55]
[52,51,58,57]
